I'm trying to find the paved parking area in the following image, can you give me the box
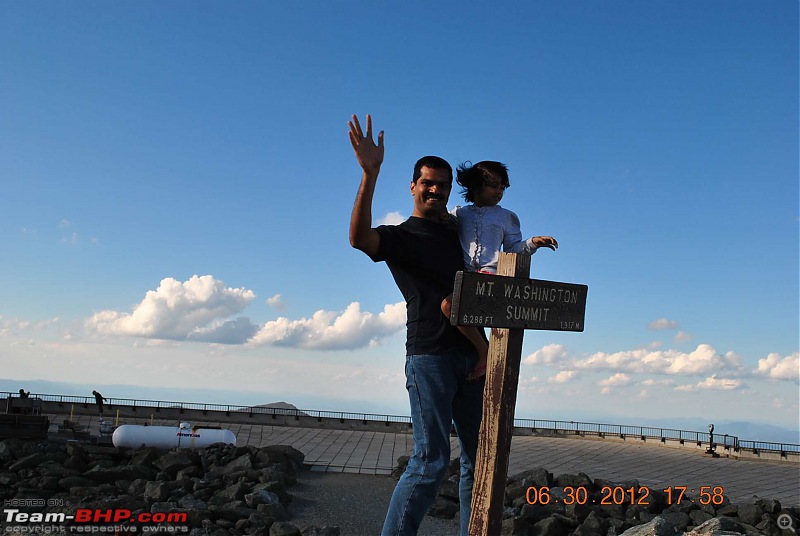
[50,414,800,507]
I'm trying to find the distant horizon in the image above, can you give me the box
[4,377,797,445]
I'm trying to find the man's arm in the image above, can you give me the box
[348,114,384,257]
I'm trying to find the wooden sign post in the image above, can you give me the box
[449,252,588,535]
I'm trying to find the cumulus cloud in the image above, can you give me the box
[575,344,743,377]
[61,232,78,245]
[248,301,405,350]
[376,212,406,226]
[524,343,569,365]
[1,316,60,337]
[599,372,631,394]
[0,318,30,336]
[641,378,673,386]
[58,220,79,245]
[83,275,408,350]
[674,375,744,392]
[188,317,260,344]
[674,331,692,343]
[266,294,286,310]
[86,275,256,342]
[548,370,577,384]
[599,373,631,387]
[753,352,799,383]
[648,318,678,330]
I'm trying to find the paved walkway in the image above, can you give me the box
[51,414,800,508]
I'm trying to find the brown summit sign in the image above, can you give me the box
[450,271,588,331]
[452,254,588,535]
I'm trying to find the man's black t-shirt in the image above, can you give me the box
[371,216,473,356]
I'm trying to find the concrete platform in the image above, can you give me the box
[48,413,800,508]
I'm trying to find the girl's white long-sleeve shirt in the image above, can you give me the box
[451,204,537,274]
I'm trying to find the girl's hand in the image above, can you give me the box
[531,236,558,250]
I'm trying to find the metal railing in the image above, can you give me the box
[4,391,797,454]
[12,392,414,425]
[737,439,800,455]
[512,418,773,451]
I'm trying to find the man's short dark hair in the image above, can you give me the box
[456,160,510,203]
[413,156,453,184]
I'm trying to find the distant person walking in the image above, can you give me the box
[92,390,107,414]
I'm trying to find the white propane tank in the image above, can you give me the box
[112,422,236,449]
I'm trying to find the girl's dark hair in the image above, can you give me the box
[456,161,510,202]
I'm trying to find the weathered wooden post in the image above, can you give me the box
[449,252,588,535]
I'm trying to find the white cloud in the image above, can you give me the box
[86,275,256,342]
[641,378,673,386]
[524,343,569,365]
[248,301,405,350]
[674,375,744,391]
[84,276,406,350]
[599,373,631,387]
[376,212,406,226]
[599,372,631,394]
[648,318,678,330]
[753,352,799,383]
[1,316,60,337]
[267,294,286,310]
[60,232,78,245]
[666,345,741,375]
[57,220,79,245]
[188,317,260,344]
[0,319,29,336]
[674,331,692,343]
[548,370,577,384]
[575,344,743,377]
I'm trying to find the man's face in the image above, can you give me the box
[410,166,452,219]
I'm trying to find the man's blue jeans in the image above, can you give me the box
[381,349,484,536]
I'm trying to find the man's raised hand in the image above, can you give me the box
[349,114,384,176]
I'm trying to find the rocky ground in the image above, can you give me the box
[0,438,797,535]
[393,456,800,535]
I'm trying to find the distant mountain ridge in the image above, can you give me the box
[251,401,310,416]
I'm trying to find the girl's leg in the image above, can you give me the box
[442,295,488,380]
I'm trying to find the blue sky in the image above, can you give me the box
[1,1,797,433]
